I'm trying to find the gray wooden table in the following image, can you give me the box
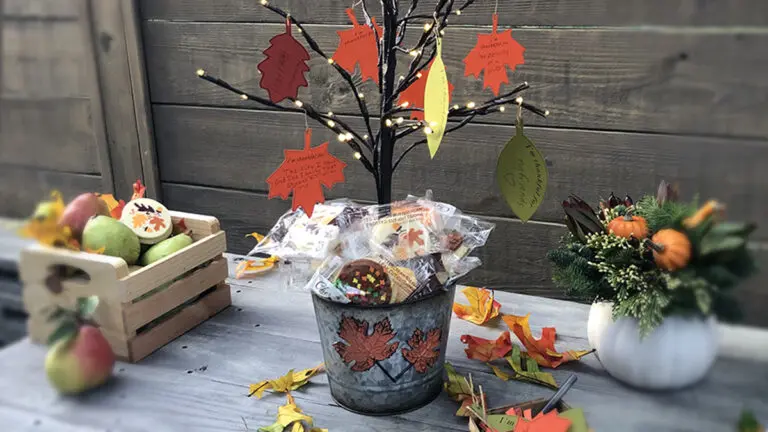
[1,256,767,432]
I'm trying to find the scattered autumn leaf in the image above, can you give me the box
[453,287,501,325]
[19,219,79,251]
[100,194,126,219]
[258,393,314,432]
[173,218,189,235]
[443,363,486,417]
[502,314,594,368]
[132,213,149,228]
[333,316,399,372]
[460,331,512,362]
[246,232,267,243]
[132,179,146,200]
[402,328,442,373]
[249,364,324,399]
[495,345,559,390]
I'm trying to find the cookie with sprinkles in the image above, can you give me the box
[337,259,392,305]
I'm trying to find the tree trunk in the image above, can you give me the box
[376,1,399,204]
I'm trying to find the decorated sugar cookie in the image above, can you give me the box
[120,198,172,244]
[337,259,392,305]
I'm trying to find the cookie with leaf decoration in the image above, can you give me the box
[120,198,172,244]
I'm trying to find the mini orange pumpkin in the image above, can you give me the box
[607,212,649,239]
[649,229,692,271]
[683,200,725,229]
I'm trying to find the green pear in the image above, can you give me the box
[45,325,115,394]
[140,234,194,266]
[82,216,141,265]
[59,193,109,239]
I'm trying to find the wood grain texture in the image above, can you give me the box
[139,0,768,26]
[0,166,102,218]
[0,98,101,173]
[161,182,768,327]
[142,21,768,137]
[153,106,768,238]
[3,0,80,19]
[1,274,767,431]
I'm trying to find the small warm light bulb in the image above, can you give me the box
[358,92,364,99]
[424,126,433,134]
[338,133,347,142]
[416,72,423,79]
[499,106,506,112]
[396,117,404,124]
[440,29,446,36]
[467,102,476,109]
[452,104,459,110]
[401,101,410,108]
[328,58,335,64]
[240,94,248,100]
[327,120,336,127]
[423,23,433,31]
[354,152,362,160]
[399,75,406,81]
[294,100,303,107]
[260,0,268,5]
[363,134,369,139]
[545,110,550,116]
[298,28,303,33]
[515,97,523,105]
[455,9,462,15]
[327,111,334,116]
[385,119,393,127]
[409,50,418,57]
[196,69,205,76]
[345,132,354,141]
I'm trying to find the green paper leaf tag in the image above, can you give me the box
[486,414,519,431]
[496,121,548,222]
[559,408,589,432]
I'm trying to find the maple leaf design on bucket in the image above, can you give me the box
[402,328,442,373]
[333,316,399,372]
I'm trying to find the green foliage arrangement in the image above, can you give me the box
[547,182,758,336]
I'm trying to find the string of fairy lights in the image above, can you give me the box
[196,0,548,175]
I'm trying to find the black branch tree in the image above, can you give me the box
[197,0,547,204]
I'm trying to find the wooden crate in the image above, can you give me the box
[20,211,230,362]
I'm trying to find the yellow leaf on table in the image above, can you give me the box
[258,393,314,432]
[235,257,279,279]
[453,286,501,325]
[246,232,267,243]
[249,364,324,398]
[502,314,594,368]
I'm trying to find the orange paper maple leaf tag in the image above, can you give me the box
[502,314,594,368]
[333,8,382,84]
[397,62,456,120]
[464,14,525,96]
[266,129,346,217]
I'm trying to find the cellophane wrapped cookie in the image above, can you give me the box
[306,195,495,305]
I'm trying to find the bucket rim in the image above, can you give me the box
[311,283,456,310]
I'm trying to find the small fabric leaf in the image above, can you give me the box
[502,313,594,368]
[249,364,325,398]
[460,331,513,362]
[453,286,501,325]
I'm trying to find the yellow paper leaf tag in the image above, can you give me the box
[424,37,450,159]
[496,117,548,222]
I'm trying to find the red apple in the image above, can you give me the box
[59,193,109,239]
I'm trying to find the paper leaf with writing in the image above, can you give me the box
[397,62,456,121]
[332,8,382,84]
[502,313,594,368]
[249,364,325,398]
[333,316,399,372]
[460,331,512,362]
[453,286,501,325]
[267,129,346,218]
[402,328,442,373]
[496,119,548,222]
[487,414,520,432]
[259,393,314,432]
[424,37,450,159]
[257,20,311,103]
[464,14,525,96]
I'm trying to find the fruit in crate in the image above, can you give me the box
[45,297,115,394]
[59,193,110,239]
[140,233,194,266]
[82,216,141,265]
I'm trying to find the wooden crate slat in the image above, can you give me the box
[122,256,228,334]
[120,231,227,301]
[20,244,129,288]
[169,211,220,240]
[127,283,231,362]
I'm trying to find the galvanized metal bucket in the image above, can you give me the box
[312,285,456,415]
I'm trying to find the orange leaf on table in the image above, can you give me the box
[453,286,501,325]
[131,179,146,200]
[460,331,512,362]
[502,314,594,368]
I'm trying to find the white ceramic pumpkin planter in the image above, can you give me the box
[587,302,719,390]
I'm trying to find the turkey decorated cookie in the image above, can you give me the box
[119,198,172,245]
[337,259,392,305]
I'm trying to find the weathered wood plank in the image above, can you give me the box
[161,183,768,327]
[0,166,102,218]
[3,0,80,19]
[142,21,768,137]
[89,0,153,199]
[153,106,768,238]
[0,98,101,173]
[139,0,768,26]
